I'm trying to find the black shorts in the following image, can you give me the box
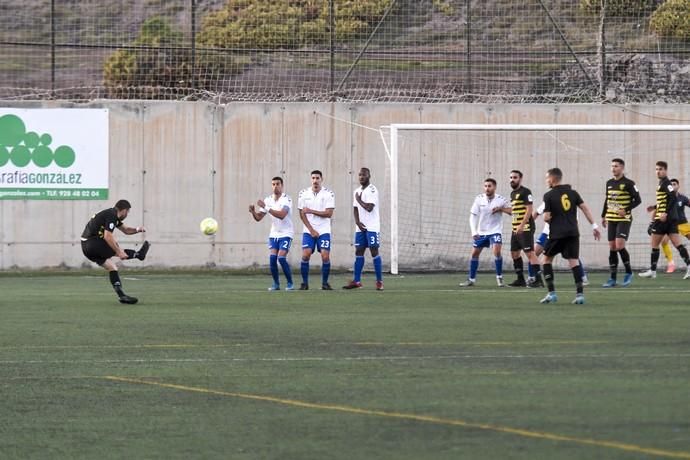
[650,220,678,236]
[81,238,115,266]
[543,235,580,260]
[510,231,534,252]
[606,221,632,241]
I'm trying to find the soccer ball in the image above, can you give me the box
[200,217,218,236]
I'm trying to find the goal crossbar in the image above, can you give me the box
[384,123,690,274]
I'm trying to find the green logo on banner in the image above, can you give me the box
[0,114,76,168]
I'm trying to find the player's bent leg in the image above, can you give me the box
[135,240,150,261]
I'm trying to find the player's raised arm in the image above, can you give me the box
[118,223,145,235]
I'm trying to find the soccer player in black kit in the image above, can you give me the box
[639,161,690,279]
[540,168,601,305]
[507,170,544,288]
[81,199,150,304]
[601,158,641,288]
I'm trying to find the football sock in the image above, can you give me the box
[301,260,310,284]
[571,265,584,294]
[527,261,535,279]
[661,242,673,262]
[124,249,136,259]
[543,263,555,292]
[608,250,618,280]
[650,248,660,271]
[578,259,586,279]
[354,256,365,282]
[278,256,293,284]
[109,270,125,297]
[532,264,543,282]
[675,244,690,264]
[494,256,503,277]
[322,262,331,284]
[269,254,279,285]
[372,255,383,282]
[469,258,479,280]
[513,257,524,280]
[619,248,632,274]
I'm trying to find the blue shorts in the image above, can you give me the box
[354,231,380,249]
[302,233,331,253]
[535,232,548,247]
[268,237,292,252]
[472,233,503,249]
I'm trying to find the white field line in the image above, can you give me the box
[1,352,689,366]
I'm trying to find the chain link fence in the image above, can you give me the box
[1,0,689,103]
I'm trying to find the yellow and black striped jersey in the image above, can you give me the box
[510,186,534,232]
[601,176,641,222]
[655,176,676,220]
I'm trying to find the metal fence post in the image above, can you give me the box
[51,0,56,94]
[191,0,197,91]
[329,0,335,97]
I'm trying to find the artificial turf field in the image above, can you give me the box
[1,271,688,460]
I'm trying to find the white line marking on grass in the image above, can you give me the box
[104,376,690,459]
[0,340,611,351]
[3,352,690,365]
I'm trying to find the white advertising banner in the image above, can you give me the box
[0,108,109,200]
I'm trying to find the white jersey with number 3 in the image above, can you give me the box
[298,187,335,234]
[262,193,294,238]
[353,183,380,232]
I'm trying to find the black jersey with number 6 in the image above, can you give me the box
[543,185,584,239]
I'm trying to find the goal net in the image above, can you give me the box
[380,124,690,274]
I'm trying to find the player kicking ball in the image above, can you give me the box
[80,199,150,304]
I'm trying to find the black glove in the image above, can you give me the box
[647,222,654,236]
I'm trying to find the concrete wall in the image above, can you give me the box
[1,101,689,271]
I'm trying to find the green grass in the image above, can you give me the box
[1,272,689,459]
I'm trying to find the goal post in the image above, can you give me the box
[382,124,690,275]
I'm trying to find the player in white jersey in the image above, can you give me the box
[298,170,335,290]
[343,167,384,291]
[460,178,511,287]
[249,176,295,291]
